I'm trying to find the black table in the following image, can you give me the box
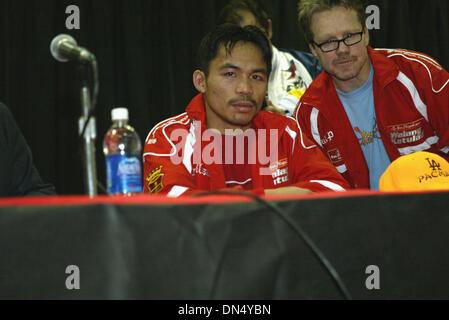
[1,191,448,299]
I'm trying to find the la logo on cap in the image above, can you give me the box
[379,151,449,192]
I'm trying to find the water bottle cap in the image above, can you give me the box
[111,108,129,121]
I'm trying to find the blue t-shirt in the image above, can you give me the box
[336,67,390,190]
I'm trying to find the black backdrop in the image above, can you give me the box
[0,0,448,195]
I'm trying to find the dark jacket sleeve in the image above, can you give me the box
[282,48,322,80]
[0,103,56,197]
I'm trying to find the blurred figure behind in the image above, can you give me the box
[218,0,321,116]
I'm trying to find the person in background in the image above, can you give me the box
[143,24,348,197]
[0,103,56,197]
[218,0,321,116]
[295,0,449,190]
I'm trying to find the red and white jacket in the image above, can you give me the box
[143,93,349,197]
[295,47,449,189]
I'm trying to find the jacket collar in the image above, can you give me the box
[368,47,399,88]
[186,93,207,123]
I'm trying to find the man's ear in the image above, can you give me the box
[193,70,207,93]
[309,43,318,59]
[267,19,273,40]
[363,24,370,47]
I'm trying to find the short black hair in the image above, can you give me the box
[217,0,270,33]
[196,23,272,76]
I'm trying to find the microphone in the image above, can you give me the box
[50,34,95,63]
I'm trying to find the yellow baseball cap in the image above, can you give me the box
[379,151,449,192]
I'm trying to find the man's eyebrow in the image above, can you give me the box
[253,68,268,75]
[219,63,241,70]
[319,28,363,41]
[219,63,267,75]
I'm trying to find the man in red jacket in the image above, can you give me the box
[143,24,348,197]
[295,0,449,189]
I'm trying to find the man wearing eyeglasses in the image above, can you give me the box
[294,0,449,190]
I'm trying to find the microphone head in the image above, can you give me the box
[50,34,78,62]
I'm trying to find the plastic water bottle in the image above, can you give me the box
[103,107,143,195]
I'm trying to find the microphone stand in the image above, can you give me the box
[78,63,98,197]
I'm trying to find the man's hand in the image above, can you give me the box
[264,186,313,195]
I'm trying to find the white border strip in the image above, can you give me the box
[293,104,317,150]
[336,164,348,174]
[310,180,346,192]
[397,136,439,155]
[167,186,189,198]
[226,178,252,185]
[396,71,429,121]
[387,52,449,94]
[310,108,322,147]
[440,146,449,154]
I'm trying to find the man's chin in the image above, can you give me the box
[229,115,254,128]
[333,70,359,82]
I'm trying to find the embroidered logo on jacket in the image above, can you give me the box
[354,121,382,146]
[192,164,209,177]
[388,119,425,145]
[146,166,164,194]
[270,158,289,186]
[147,138,157,145]
[321,131,334,146]
[327,148,343,165]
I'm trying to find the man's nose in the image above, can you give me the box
[336,40,350,55]
[236,76,253,95]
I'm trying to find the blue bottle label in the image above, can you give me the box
[106,154,143,194]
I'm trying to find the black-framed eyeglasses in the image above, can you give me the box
[313,27,365,53]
